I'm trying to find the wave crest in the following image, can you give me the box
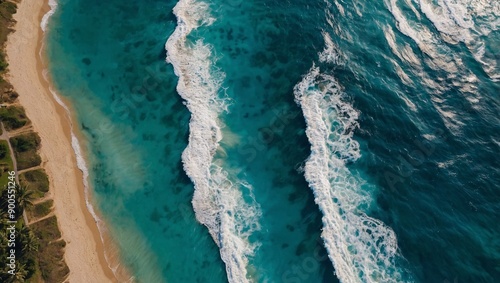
[165,1,261,282]
[294,64,412,282]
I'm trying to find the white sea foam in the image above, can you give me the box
[296,32,412,282]
[44,83,131,278]
[41,0,58,32]
[385,0,499,81]
[319,32,341,64]
[383,0,494,133]
[416,0,500,80]
[165,1,261,282]
[41,57,132,282]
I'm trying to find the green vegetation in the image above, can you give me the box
[30,216,69,282]
[0,184,67,282]
[0,0,17,100]
[0,87,18,104]
[0,139,13,186]
[0,2,69,282]
[0,0,17,66]
[10,132,40,152]
[0,140,6,158]
[15,185,33,214]
[20,169,49,199]
[27,200,53,220]
[0,105,29,130]
[30,216,60,247]
[0,184,38,282]
[10,133,42,170]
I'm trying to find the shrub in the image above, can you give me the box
[0,142,6,159]
[11,132,40,152]
[31,216,69,282]
[28,200,53,220]
[0,106,29,130]
[20,169,50,198]
[11,133,42,170]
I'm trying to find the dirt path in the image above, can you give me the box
[1,122,31,224]
[0,122,19,183]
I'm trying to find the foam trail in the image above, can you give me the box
[384,0,499,81]
[41,0,58,32]
[40,41,133,283]
[43,81,132,281]
[293,37,412,282]
[417,0,500,79]
[382,0,493,134]
[165,0,261,282]
[40,71,96,218]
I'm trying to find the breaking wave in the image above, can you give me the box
[165,0,261,282]
[293,35,413,283]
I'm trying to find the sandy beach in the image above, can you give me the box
[6,1,117,282]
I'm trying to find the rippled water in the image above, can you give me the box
[46,0,499,282]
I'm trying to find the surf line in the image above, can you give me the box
[165,0,261,282]
[294,33,413,283]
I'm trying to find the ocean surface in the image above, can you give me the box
[44,0,499,282]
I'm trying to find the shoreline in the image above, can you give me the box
[6,0,129,282]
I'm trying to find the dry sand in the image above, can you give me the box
[6,0,119,282]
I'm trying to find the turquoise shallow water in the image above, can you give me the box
[46,0,229,281]
[46,0,499,282]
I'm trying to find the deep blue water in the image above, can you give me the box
[46,0,499,282]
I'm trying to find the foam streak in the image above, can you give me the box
[295,59,412,282]
[41,0,58,32]
[165,1,260,282]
